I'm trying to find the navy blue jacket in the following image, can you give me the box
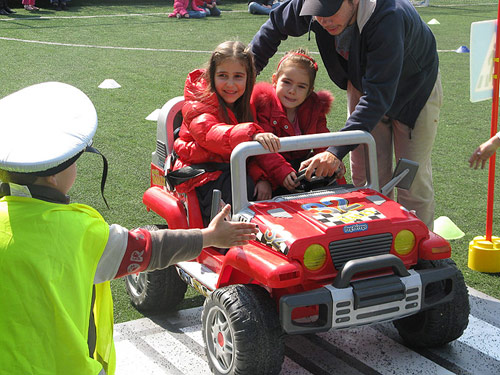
[250,0,439,159]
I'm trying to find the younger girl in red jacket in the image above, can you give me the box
[172,41,288,223]
[251,49,345,191]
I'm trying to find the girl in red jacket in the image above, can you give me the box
[251,48,345,192]
[172,41,288,223]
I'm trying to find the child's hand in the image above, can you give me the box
[253,133,280,153]
[469,136,500,169]
[202,204,258,248]
[254,180,272,201]
[283,171,299,191]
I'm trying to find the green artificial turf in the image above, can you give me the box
[1,0,499,323]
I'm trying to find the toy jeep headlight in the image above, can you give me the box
[394,230,415,255]
[303,244,327,271]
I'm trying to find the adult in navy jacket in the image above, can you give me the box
[250,0,442,229]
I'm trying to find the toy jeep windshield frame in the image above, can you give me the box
[230,130,379,214]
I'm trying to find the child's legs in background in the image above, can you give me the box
[248,2,271,15]
[187,9,207,18]
[208,5,221,16]
[271,2,280,10]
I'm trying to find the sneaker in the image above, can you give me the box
[176,13,181,19]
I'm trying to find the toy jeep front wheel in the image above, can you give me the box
[393,258,469,347]
[124,225,187,312]
[202,284,284,375]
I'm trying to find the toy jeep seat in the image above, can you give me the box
[146,96,205,229]
[153,96,184,170]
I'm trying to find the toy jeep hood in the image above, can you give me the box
[242,187,428,257]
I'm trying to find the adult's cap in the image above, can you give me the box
[0,82,109,207]
[300,0,344,17]
[0,81,97,175]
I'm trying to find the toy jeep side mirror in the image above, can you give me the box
[209,189,228,222]
[381,158,419,196]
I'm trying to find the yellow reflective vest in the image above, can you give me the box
[0,195,116,374]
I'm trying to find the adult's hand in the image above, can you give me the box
[299,151,341,180]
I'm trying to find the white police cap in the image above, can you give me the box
[0,82,97,175]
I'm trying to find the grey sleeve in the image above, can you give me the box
[147,228,204,271]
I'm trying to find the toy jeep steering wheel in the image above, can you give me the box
[294,169,338,192]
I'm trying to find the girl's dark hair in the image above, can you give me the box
[276,48,318,91]
[204,41,256,123]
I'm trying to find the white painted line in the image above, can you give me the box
[142,331,213,375]
[179,324,204,347]
[0,35,464,55]
[0,36,214,53]
[459,315,500,361]
[318,326,455,375]
[115,340,168,375]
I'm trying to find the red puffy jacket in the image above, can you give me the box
[172,69,269,193]
[251,82,335,185]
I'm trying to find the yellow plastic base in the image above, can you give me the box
[468,235,500,273]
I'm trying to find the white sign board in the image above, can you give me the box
[470,20,497,103]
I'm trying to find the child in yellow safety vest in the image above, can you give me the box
[0,82,257,375]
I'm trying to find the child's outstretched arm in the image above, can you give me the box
[201,204,258,247]
[469,133,500,169]
[95,205,257,283]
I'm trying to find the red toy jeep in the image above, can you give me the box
[125,97,469,375]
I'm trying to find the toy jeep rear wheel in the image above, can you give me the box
[393,258,469,347]
[124,225,187,312]
[202,284,284,375]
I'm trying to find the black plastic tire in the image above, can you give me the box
[202,284,284,375]
[124,225,187,312]
[393,258,469,348]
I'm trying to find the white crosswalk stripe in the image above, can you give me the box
[114,288,500,374]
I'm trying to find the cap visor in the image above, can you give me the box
[299,0,342,17]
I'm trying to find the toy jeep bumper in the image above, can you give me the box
[280,254,458,334]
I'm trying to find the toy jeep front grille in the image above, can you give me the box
[329,233,393,269]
